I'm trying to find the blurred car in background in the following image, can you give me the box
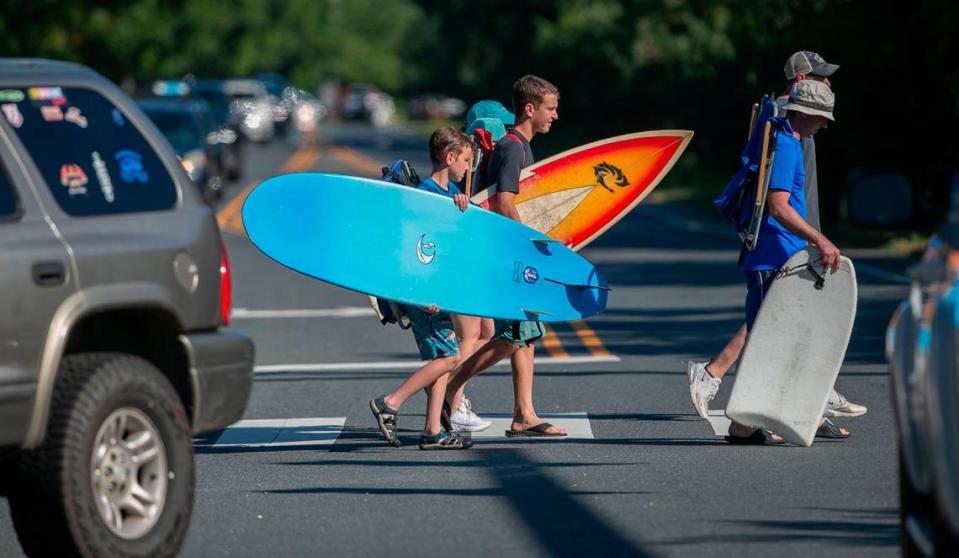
[136,97,224,203]
[155,79,244,181]
[407,94,466,120]
[222,78,275,142]
[254,72,291,134]
[885,182,959,556]
[339,83,394,127]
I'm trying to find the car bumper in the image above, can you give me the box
[179,330,254,433]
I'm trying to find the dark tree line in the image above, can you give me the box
[2,0,956,227]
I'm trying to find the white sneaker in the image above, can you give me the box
[687,361,721,420]
[450,398,491,432]
[824,389,867,418]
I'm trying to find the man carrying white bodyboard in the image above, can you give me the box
[690,79,849,443]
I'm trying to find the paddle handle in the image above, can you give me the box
[464,149,473,199]
[748,102,759,139]
[755,121,772,208]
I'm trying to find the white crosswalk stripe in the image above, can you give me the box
[706,409,732,436]
[254,355,620,374]
[198,418,346,448]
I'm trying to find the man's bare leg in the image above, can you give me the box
[509,344,567,435]
[450,315,495,405]
[446,338,515,411]
[708,324,747,379]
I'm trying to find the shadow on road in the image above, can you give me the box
[647,515,898,548]
[258,447,655,558]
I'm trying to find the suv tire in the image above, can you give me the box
[8,353,194,557]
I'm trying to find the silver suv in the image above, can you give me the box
[0,58,254,556]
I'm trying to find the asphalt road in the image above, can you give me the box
[0,122,909,557]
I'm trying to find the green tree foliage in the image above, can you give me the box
[1,0,956,224]
[0,0,426,92]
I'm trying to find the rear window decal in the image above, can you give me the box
[0,89,24,103]
[91,151,115,203]
[2,104,23,128]
[41,105,63,122]
[29,87,65,103]
[64,106,88,128]
[114,150,149,184]
[60,163,89,196]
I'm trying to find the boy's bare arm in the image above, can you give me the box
[767,190,840,269]
[492,191,523,223]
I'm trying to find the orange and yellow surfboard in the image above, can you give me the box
[473,130,693,251]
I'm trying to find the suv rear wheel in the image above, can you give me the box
[8,353,194,557]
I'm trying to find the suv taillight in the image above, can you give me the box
[219,239,232,326]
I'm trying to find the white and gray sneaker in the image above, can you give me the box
[687,361,721,420]
[450,398,492,432]
[824,389,867,418]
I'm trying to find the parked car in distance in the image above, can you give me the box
[407,94,466,120]
[137,97,225,204]
[155,79,245,181]
[222,78,275,142]
[0,58,254,557]
[339,83,394,127]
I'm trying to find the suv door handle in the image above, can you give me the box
[32,261,66,286]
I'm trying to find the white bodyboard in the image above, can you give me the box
[726,248,858,446]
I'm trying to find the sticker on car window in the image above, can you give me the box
[60,163,89,196]
[41,105,64,122]
[2,104,23,128]
[29,87,65,103]
[65,106,88,128]
[0,89,24,102]
[91,151,115,203]
[114,150,149,183]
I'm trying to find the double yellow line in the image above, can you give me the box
[543,321,610,359]
[215,143,321,236]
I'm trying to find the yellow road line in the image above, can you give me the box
[327,145,384,177]
[541,325,571,359]
[570,320,611,357]
[216,144,320,236]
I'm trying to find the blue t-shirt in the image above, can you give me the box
[416,177,463,198]
[742,122,808,271]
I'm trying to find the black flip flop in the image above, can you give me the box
[725,429,784,445]
[505,422,567,437]
[816,418,850,439]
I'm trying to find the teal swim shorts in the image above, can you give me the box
[406,306,459,360]
[494,319,545,347]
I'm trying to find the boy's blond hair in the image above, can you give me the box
[428,126,472,166]
[512,75,560,114]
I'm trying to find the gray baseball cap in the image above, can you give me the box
[784,79,836,121]
[784,51,839,80]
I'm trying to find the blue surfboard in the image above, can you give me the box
[241,173,608,321]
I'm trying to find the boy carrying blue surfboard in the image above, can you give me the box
[369,127,477,449]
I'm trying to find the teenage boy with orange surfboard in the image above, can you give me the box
[444,75,569,437]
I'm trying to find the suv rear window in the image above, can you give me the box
[1,86,177,216]
[0,162,17,219]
